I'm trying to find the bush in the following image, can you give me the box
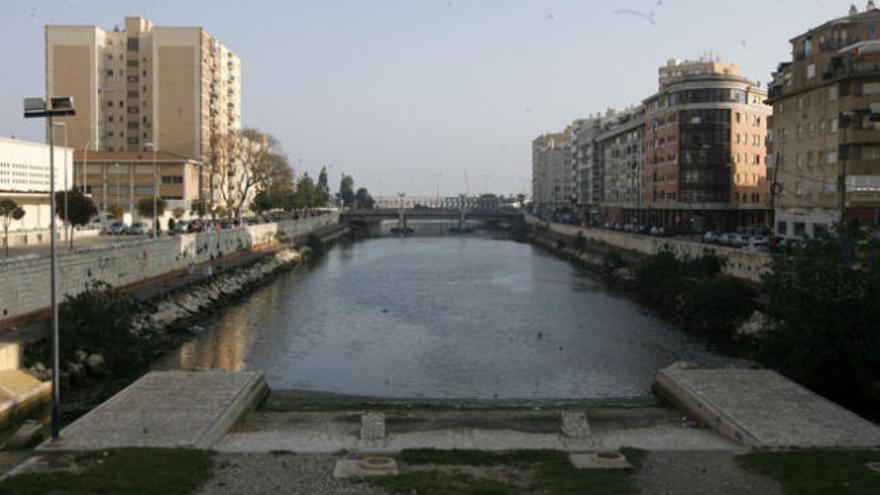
[681,276,755,337]
[59,281,150,375]
[758,229,880,398]
[634,250,687,311]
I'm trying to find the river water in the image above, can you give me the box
[157,228,738,401]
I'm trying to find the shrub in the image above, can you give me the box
[758,229,880,398]
[59,281,150,375]
[681,276,755,338]
[634,250,687,311]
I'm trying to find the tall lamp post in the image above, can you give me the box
[23,96,76,441]
[144,142,158,238]
[51,122,69,249]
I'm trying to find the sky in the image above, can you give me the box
[0,0,862,196]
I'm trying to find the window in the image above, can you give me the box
[863,82,880,96]
[827,151,838,163]
[106,101,114,107]
[108,116,114,122]
[830,118,838,133]
[127,38,139,51]
[161,176,183,184]
[814,224,829,237]
[777,221,788,235]
[735,112,741,124]
[142,69,147,77]
[794,222,806,237]
[106,69,114,76]
[863,147,880,160]
[828,85,838,101]
[806,64,816,79]
[127,60,138,67]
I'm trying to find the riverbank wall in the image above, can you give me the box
[0,214,340,331]
[525,215,770,283]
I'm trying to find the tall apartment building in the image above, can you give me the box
[597,106,646,225]
[532,131,573,212]
[45,17,241,161]
[768,4,880,238]
[570,116,605,224]
[642,59,771,231]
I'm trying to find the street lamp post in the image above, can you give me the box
[145,142,158,238]
[24,96,75,441]
[52,122,69,249]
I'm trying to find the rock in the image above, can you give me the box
[74,350,88,363]
[33,362,47,372]
[191,325,206,334]
[67,362,85,376]
[736,310,768,337]
[86,354,106,370]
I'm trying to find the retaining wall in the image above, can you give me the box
[527,215,771,282]
[0,214,338,326]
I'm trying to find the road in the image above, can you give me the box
[2,233,156,260]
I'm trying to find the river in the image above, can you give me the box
[156,228,738,401]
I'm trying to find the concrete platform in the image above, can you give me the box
[0,369,50,424]
[656,362,880,448]
[39,370,268,451]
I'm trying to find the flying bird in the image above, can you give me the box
[611,9,656,26]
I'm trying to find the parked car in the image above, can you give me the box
[107,221,128,235]
[188,219,204,233]
[173,220,190,234]
[702,231,720,244]
[743,235,769,251]
[127,221,151,236]
[729,234,749,248]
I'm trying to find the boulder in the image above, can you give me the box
[86,354,106,371]
[74,350,88,363]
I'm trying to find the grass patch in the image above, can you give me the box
[0,448,213,495]
[737,449,880,495]
[369,448,644,495]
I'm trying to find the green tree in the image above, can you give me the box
[338,174,355,208]
[172,207,186,220]
[0,198,25,258]
[353,187,375,209]
[54,190,97,249]
[190,199,207,219]
[109,204,124,221]
[136,197,167,220]
[251,190,274,214]
[296,173,319,209]
[758,228,880,399]
[317,166,331,206]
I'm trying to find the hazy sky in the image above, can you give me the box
[0,0,859,196]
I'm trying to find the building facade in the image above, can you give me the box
[0,138,73,240]
[642,59,771,232]
[45,16,241,160]
[768,4,880,238]
[532,131,573,212]
[72,150,203,222]
[597,106,646,225]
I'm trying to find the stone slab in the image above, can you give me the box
[560,411,591,438]
[39,370,267,451]
[569,452,633,469]
[0,369,50,425]
[0,343,21,371]
[333,458,399,478]
[361,412,386,440]
[656,362,880,448]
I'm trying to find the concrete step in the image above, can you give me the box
[0,369,50,425]
[38,370,268,452]
[655,362,880,448]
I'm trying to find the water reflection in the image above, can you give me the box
[156,234,740,400]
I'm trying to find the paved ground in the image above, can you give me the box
[195,453,388,495]
[39,370,267,451]
[637,451,782,495]
[658,363,880,448]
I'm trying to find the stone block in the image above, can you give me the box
[333,457,398,478]
[360,412,386,440]
[561,411,591,438]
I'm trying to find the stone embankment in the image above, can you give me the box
[140,248,303,332]
[526,215,770,283]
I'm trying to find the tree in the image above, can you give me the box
[0,198,25,258]
[208,128,274,220]
[295,173,318,209]
[54,190,97,249]
[172,207,186,220]
[353,187,375,209]
[317,167,331,206]
[190,199,207,219]
[136,197,167,233]
[758,227,880,401]
[109,204,124,221]
[338,174,355,208]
